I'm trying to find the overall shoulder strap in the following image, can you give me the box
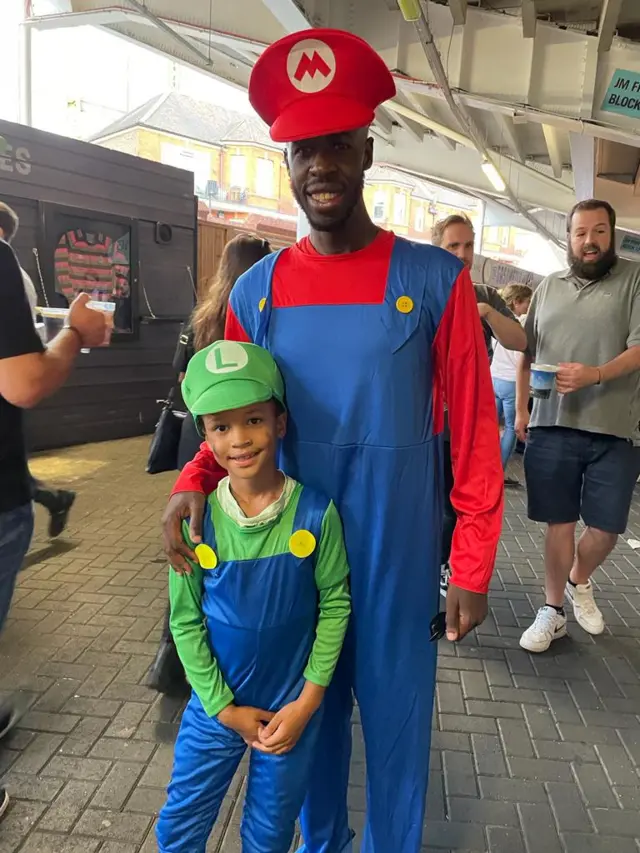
[291,486,331,560]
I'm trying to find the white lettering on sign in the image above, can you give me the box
[0,139,32,176]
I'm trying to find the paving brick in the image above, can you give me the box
[478,776,548,803]
[72,808,151,844]
[443,750,478,797]
[91,762,143,810]
[561,834,638,853]
[523,705,559,740]
[105,703,150,739]
[18,711,80,735]
[38,781,98,832]
[18,833,101,853]
[124,785,166,815]
[590,807,640,837]
[461,671,490,700]
[518,802,564,853]
[472,734,508,776]
[41,756,112,783]
[497,719,534,758]
[422,819,486,850]
[10,734,65,775]
[3,775,64,803]
[595,743,639,787]
[440,714,497,735]
[90,738,156,763]
[0,799,47,837]
[448,796,519,827]
[558,723,621,745]
[436,682,465,715]
[487,826,525,853]
[507,756,574,783]
[573,763,619,808]
[533,739,599,764]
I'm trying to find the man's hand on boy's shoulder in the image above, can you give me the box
[217,704,274,747]
[162,491,206,574]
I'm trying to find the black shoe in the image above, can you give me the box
[48,491,76,538]
[0,788,9,821]
[504,476,521,488]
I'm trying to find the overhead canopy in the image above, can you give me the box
[26,0,640,244]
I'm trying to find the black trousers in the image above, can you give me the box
[442,439,456,566]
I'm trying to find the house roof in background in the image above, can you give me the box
[90,91,274,149]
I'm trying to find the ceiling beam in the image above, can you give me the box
[542,124,563,179]
[261,0,311,32]
[122,0,212,66]
[521,0,537,39]
[493,113,525,164]
[447,0,467,26]
[598,0,623,53]
[404,89,455,150]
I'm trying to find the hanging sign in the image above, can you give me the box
[602,69,640,119]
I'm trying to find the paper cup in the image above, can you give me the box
[530,364,558,399]
[87,301,115,347]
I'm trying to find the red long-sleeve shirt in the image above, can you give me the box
[173,233,502,593]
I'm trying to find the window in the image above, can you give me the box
[373,190,387,222]
[255,158,275,197]
[393,192,407,225]
[230,155,246,189]
[160,143,210,196]
[415,206,425,232]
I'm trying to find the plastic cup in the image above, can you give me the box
[37,307,69,344]
[86,301,115,347]
[530,364,558,399]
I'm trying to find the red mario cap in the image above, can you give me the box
[249,29,396,143]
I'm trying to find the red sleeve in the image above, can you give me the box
[433,268,503,594]
[171,304,250,495]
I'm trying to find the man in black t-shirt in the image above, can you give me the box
[0,239,106,819]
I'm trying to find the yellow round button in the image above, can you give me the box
[396,296,414,314]
[194,544,218,570]
[259,297,267,312]
[289,530,317,559]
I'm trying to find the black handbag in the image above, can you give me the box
[146,388,186,474]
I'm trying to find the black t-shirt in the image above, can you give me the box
[0,239,44,513]
[474,284,517,359]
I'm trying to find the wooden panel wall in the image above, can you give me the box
[0,119,197,451]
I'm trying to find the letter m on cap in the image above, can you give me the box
[295,51,331,82]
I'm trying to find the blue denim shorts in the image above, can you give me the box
[524,427,640,534]
[0,503,34,632]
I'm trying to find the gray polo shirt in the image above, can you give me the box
[525,258,640,439]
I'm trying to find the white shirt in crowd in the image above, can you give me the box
[490,314,527,382]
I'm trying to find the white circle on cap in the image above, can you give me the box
[205,341,249,375]
[287,39,336,94]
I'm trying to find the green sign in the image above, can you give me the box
[602,68,640,119]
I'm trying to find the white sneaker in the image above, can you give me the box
[520,606,567,653]
[439,563,450,599]
[565,580,605,635]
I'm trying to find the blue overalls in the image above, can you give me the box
[230,238,459,853]
[156,487,329,853]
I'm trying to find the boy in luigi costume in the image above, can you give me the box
[156,340,351,853]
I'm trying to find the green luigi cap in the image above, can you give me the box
[182,341,285,417]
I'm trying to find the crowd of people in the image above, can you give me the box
[1,24,640,853]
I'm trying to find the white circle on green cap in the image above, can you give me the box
[205,341,249,375]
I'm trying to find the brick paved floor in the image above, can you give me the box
[2,438,640,853]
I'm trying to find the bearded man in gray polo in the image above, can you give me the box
[516,199,640,653]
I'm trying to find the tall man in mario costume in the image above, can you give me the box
[162,28,503,853]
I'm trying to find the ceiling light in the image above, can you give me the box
[397,0,421,22]
[481,159,506,193]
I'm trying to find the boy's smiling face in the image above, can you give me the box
[201,400,286,480]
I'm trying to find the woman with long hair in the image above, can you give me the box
[150,233,272,697]
[175,234,272,470]
[491,282,533,483]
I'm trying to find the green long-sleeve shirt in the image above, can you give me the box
[169,482,351,717]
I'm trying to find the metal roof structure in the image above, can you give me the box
[25,0,640,246]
